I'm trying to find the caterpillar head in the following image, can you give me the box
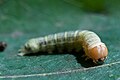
[87,43,108,65]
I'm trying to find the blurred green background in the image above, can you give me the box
[0,0,120,79]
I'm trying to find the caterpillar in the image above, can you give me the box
[18,30,108,64]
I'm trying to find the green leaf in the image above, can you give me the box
[0,0,120,79]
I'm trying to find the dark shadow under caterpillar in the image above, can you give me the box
[18,30,108,66]
[21,48,98,67]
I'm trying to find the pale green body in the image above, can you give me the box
[18,30,102,56]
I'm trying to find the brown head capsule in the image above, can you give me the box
[87,43,108,64]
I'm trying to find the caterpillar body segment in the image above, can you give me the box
[18,30,108,64]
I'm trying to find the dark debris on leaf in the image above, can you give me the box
[0,41,7,52]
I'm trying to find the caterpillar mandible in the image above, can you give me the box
[18,30,108,64]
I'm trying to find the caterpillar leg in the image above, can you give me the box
[82,55,90,61]
[85,57,90,61]
[81,54,86,58]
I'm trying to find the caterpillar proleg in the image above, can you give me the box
[18,30,108,64]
